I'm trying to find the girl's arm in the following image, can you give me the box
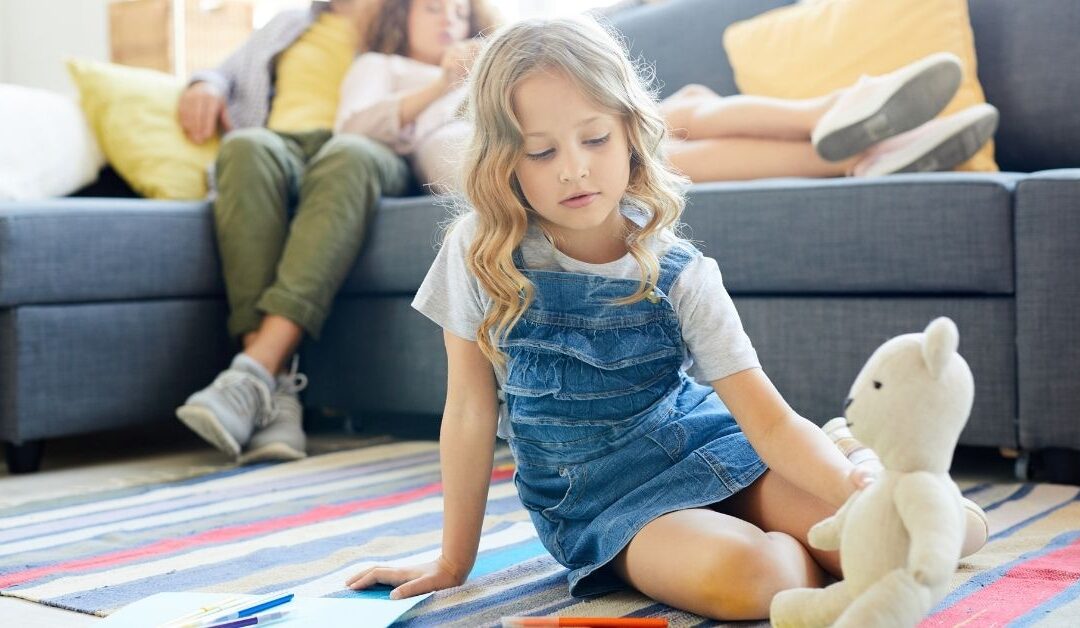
[345,330,499,599]
[712,367,867,509]
[436,330,501,582]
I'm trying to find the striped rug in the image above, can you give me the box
[1,441,1078,627]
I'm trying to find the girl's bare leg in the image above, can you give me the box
[611,508,828,620]
[665,137,856,182]
[661,84,843,142]
[240,314,303,375]
[713,469,842,577]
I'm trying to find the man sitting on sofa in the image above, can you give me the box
[173,0,404,464]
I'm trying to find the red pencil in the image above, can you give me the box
[500,617,667,628]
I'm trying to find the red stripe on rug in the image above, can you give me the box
[921,537,1080,626]
[0,467,515,589]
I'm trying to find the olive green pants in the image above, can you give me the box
[213,128,410,340]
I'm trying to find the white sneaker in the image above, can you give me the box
[852,103,998,177]
[813,52,963,162]
[239,356,308,464]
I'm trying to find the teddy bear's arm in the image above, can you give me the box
[894,472,964,587]
[807,496,852,551]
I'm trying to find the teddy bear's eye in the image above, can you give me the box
[873,380,883,389]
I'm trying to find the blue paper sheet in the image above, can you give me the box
[99,591,431,627]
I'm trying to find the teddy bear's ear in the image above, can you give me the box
[922,317,959,379]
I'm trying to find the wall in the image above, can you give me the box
[0,0,110,94]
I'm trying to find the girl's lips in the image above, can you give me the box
[560,193,599,209]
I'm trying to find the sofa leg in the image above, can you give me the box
[1017,448,1080,486]
[4,440,44,474]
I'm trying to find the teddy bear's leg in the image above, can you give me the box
[769,580,851,628]
[832,568,935,628]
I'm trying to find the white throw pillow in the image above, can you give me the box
[0,83,105,200]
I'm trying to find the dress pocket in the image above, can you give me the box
[645,419,688,462]
[514,464,586,522]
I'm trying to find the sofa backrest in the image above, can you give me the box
[969,0,1080,172]
[610,0,1080,173]
[608,0,790,99]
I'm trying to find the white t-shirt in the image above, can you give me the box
[412,211,760,434]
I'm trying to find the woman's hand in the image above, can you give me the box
[345,555,467,600]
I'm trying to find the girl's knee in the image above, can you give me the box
[696,532,812,620]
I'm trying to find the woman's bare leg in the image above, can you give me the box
[241,314,303,375]
[612,508,827,620]
[714,469,843,577]
[661,84,842,142]
[666,137,856,182]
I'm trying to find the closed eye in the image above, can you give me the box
[585,134,610,146]
[525,135,610,161]
[525,149,554,161]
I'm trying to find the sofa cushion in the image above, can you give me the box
[0,196,451,306]
[968,0,1080,172]
[683,172,1018,294]
[0,199,222,307]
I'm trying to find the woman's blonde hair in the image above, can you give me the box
[367,0,501,56]
[460,15,689,366]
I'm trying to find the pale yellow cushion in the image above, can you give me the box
[66,58,218,199]
[723,0,996,172]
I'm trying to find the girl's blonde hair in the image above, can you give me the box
[460,16,689,366]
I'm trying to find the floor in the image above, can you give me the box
[0,423,1017,626]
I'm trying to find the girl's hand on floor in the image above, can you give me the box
[345,555,466,599]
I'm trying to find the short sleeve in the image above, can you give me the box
[411,213,489,341]
[670,254,760,382]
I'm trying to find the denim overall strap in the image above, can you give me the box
[654,242,699,297]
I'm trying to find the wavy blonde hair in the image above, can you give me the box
[458,15,689,366]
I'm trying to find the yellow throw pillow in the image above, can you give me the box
[723,0,996,172]
[66,58,218,199]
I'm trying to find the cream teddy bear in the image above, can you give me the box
[770,317,973,628]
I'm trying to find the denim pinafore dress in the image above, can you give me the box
[503,242,768,597]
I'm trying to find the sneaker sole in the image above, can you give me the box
[239,442,307,464]
[866,105,998,177]
[176,405,242,458]
[814,53,963,162]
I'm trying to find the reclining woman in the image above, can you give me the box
[175,0,495,463]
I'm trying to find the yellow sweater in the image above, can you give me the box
[267,12,358,133]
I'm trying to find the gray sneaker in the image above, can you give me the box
[240,357,308,464]
[176,353,276,458]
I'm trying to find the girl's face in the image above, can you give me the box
[512,70,632,246]
[407,0,470,66]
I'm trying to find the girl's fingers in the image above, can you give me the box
[344,566,375,587]
[389,575,435,600]
[347,567,416,590]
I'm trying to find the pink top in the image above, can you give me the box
[335,52,470,188]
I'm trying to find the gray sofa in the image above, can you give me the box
[2,0,1078,479]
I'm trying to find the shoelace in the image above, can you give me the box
[278,354,309,396]
[211,369,275,428]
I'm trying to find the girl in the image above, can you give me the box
[335,0,499,192]
[345,16,982,620]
